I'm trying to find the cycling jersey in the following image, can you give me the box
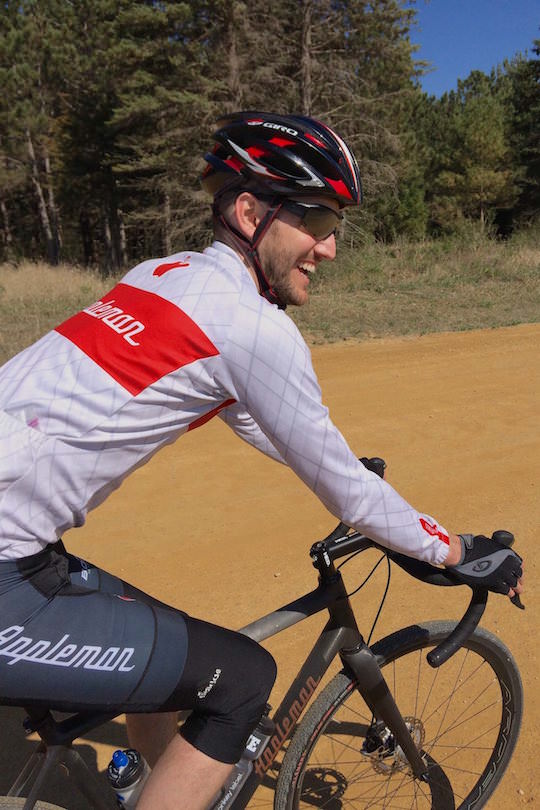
[0,241,450,564]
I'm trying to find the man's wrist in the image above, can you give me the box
[444,532,465,567]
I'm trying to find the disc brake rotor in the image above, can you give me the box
[364,717,426,776]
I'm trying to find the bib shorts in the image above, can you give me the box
[0,541,276,764]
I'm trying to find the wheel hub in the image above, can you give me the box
[361,716,425,775]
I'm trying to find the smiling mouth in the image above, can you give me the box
[298,263,314,277]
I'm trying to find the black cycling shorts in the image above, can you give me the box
[0,541,276,763]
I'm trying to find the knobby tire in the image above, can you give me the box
[274,621,522,810]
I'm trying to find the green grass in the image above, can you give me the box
[0,228,539,364]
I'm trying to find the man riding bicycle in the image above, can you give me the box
[0,112,523,810]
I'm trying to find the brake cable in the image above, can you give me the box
[338,549,392,645]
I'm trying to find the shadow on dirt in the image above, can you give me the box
[0,707,128,808]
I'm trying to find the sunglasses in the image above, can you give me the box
[280,200,343,241]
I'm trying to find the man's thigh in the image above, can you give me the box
[0,542,189,712]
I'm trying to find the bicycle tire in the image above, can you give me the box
[274,620,522,810]
[0,799,66,810]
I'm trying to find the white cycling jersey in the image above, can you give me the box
[0,241,450,563]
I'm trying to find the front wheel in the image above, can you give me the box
[275,621,522,809]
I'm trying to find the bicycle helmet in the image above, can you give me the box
[202,111,362,308]
[202,111,362,206]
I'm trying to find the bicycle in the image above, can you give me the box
[0,457,523,809]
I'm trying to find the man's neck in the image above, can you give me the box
[214,230,260,292]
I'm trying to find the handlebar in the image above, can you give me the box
[311,456,520,669]
[312,527,509,668]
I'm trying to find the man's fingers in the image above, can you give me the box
[508,573,524,599]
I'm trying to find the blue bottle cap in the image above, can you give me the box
[112,749,129,769]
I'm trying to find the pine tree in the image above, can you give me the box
[0,0,68,263]
[508,39,540,223]
[421,71,515,232]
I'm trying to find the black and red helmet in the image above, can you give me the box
[202,111,362,207]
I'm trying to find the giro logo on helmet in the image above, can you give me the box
[247,120,299,136]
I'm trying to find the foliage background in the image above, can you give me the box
[0,0,538,273]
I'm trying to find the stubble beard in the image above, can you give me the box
[259,240,307,308]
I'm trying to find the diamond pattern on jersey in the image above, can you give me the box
[55,283,219,396]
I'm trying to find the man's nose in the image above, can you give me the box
[315,232,337,261]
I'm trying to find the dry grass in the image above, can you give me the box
[0,229,539,363]
[290,228,540,342]
[0,262,116,362]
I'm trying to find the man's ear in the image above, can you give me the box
[234,192,260,240]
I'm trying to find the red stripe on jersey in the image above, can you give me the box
[55,283,219,396]
[187,398,236,432]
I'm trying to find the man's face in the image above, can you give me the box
[257,196,339,307]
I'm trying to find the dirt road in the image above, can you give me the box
[1,323,537,807]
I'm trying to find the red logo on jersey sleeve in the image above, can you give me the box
[55,283,219,395]
[153,259,191,277]
[419,518,449,545]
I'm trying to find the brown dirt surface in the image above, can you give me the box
[1,323,538,808]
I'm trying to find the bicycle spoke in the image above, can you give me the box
[420,655,494,726]
[432,712,500,747]
[283,626,520,810]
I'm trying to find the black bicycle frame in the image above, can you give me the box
[232,549,429,808]
[11,522,484,810]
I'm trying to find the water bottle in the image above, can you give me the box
[208,709,275,809]
[242,713,275,761]
[107,748,151,809]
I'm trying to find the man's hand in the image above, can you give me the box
[445,532,524,600]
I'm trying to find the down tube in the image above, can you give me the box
[233,621,361,808]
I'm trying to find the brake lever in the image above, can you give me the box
[510,594,525,609]
[492,530,525,611]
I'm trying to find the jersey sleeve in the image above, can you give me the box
[219,302,450,566]
[218,402,286,464]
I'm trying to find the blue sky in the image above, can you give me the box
[409,0,540,97]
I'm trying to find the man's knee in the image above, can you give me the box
[232,639,277,726]
[174,618,277,763]
[194,629,276,723]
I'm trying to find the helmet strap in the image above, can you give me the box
[212,196,287,309]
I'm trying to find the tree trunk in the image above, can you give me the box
[0,199,13,250]
[119,215,128,267]
[26,129,59,264]
[103,216,114,275]
[104,208,124,273]
[226,3,242,110]
[301,0,313,115]
[79,210,95,266]
[104,170,123,273]
[43,144,62,253]
[164,193,172,256]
